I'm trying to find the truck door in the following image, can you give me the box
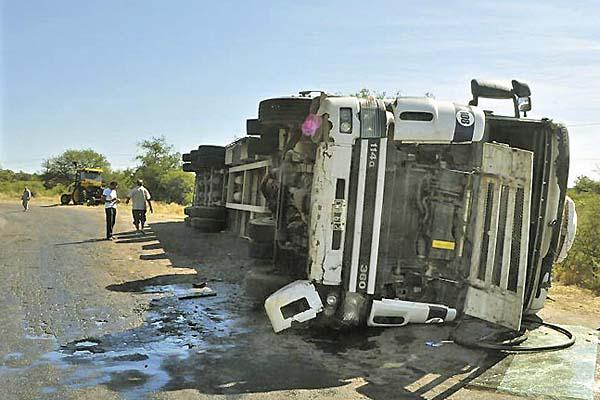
[463,143,533,330]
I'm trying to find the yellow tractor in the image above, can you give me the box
[60,167,104,205]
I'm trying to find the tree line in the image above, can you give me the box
[0,136,194,205]
[554,175,600,293]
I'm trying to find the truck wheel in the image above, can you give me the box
[258,97,312,127]
[190,217,225,233]
[246,118,262,135]
[248,239,273,259]
[60,194,72,205]
[197,145,226,158]
[243,269,293,304]
[191,146,226,168]
[248,217,275,242]
[72,189,83,205]
[184,206,226,219]
[182,163,196,172]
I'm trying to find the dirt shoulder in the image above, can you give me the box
[540,284,600,329]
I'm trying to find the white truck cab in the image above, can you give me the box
[250,80,574,333]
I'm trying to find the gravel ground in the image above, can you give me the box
[0,200,597,400]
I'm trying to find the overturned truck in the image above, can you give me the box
[195,79,577,334]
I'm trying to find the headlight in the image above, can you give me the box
[339,108,353,133]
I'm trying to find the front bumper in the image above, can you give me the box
[264,280,457,332]
[264,280,324,333]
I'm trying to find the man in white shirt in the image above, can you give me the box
[101,181,119,240]
[126,179,153,234]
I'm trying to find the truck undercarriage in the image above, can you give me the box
[184,79,576,335]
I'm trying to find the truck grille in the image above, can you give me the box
[508,187,525,292]
[475,182,528,291]
[464,142,533,330]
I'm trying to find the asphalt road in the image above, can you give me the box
[0,201,596,400]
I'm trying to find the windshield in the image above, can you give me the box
[80,171,102,181]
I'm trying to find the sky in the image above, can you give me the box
[1,0,599,184]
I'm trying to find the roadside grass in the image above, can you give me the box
[0,181,67,200]
[148,201,185,218]
[0,193,58,203]
[0,193,185,219]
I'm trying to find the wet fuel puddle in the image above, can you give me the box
[39,282,250,397]
[21,280,509,399]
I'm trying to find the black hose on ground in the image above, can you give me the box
[452,318,575,353]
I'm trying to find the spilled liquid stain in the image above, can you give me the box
[38,282,248,398]
[5,280,506,399]
[303,327,386,354]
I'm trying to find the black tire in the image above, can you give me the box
[248,217,275,242]
[248,239,273,259]
[184,206,226,219]
[258,97,312,127]
[246,118,262,135]
[254,131,279,151]
[243,269,292,304]
[182,163,196,172]
[190,146,225,168]
[198,144,225,157]
[197,145,225,164]
[246,136,276,156]
[72,189,84,205]
[193,158,225,168]
[190,217,225,232]
[60,194,72,205]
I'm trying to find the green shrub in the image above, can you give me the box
[554,189,600,293]
[158,169,194,205]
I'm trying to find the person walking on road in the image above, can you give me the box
[21,187,32,212]
[102,181,119,240]
[126,179,153,234]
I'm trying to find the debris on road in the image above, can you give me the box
[178,287,216,300]
[425,340,454,348]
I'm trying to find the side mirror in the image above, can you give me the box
[518,96,532,113]
[469,78,533,117]
[511,80,531,97]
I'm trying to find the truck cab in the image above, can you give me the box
[255,80,575,333]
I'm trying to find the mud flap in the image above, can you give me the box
[264,280,323,333]
[367,299,457,327]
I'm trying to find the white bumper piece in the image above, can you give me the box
[264,280,324,333]
[368,298,457,327]
[556,195,577,263]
